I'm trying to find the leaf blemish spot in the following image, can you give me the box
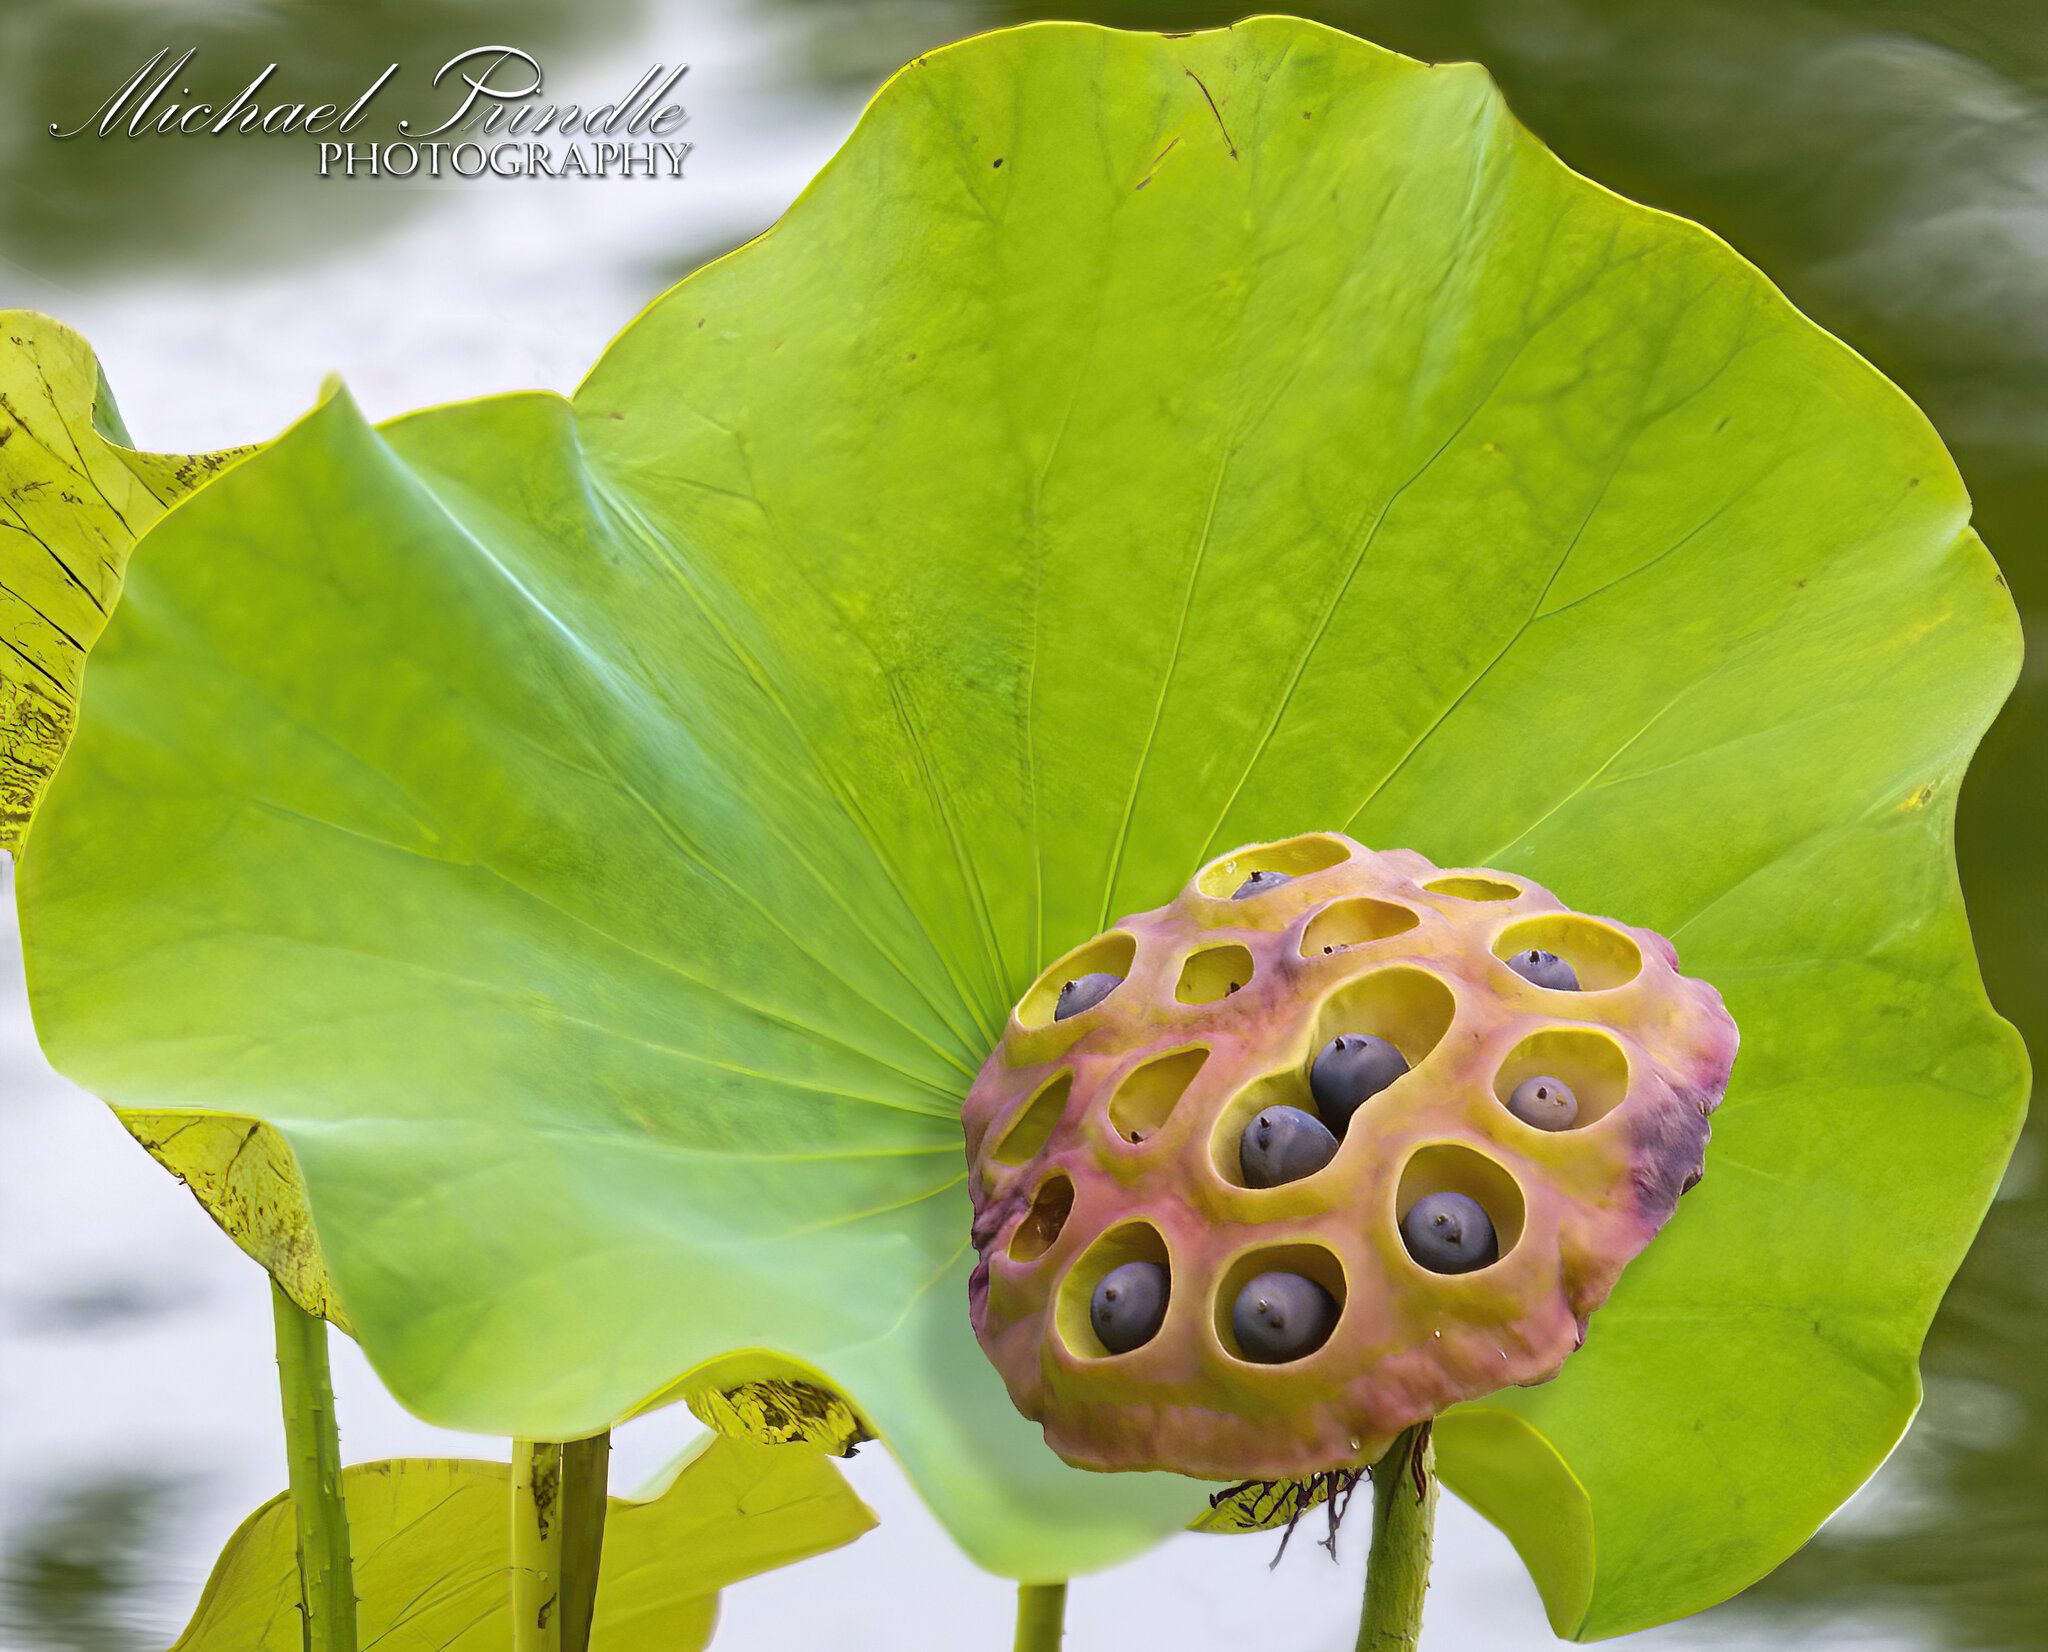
[1184,67,1238,159]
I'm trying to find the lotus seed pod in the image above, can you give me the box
[962,832,1738,1481]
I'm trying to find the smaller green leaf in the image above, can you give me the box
[1186,1471,1360,1537]
[0,310,252,850]
[170,1435,874,1652]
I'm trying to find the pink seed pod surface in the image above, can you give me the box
[963,833,1739,1481]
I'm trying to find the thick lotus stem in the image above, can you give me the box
[510,1434,610,1652]
[270,1279,358,1652]
[510,1440,563,1652]
[1012,1581,1068,1651]
[1357,1424,1436,1652]
[559,1433,612,1652]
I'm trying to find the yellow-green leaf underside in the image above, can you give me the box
[171,1435,873,1652]
[13,19,2026,1638]
[0,310,250,850]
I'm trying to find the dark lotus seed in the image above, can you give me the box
[1090,1260,1169,1353]
[1308,1034,1409,1135]
[1238,1105,1338,1188]
[1506,948,1579,991]
[1231,1271,1339,1363]
[1400,1191,1499,1274]
[1233,869,1293,899]
[1507,1074,1579,1131]
[1053,971,1122,1021]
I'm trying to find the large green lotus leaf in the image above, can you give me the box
[170,1434,874,1651]
[0,310,251,852]
[17,16,2025,1633]
[931,2,2048,1639]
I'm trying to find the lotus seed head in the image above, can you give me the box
[1238,1105,1338,1188]
[1053,971,1122,1021]
[963,832,1738,1479]
[1231,1270,1339,1363]
[1307,1033,1409,1135]
[1090,1260,1168,1353]
[1507,1074,1579,1131]
[1507,948,1579,991]
[1400,1191,1499,1274]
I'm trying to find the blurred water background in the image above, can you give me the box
[1,2,2040,1648]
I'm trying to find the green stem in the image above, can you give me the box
[1012,1581,1068,1651]
[1357,1423,1437,1652]
[557,1433,611,1652]
[270,1279,358,1652]
[510,1440,563,1652]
